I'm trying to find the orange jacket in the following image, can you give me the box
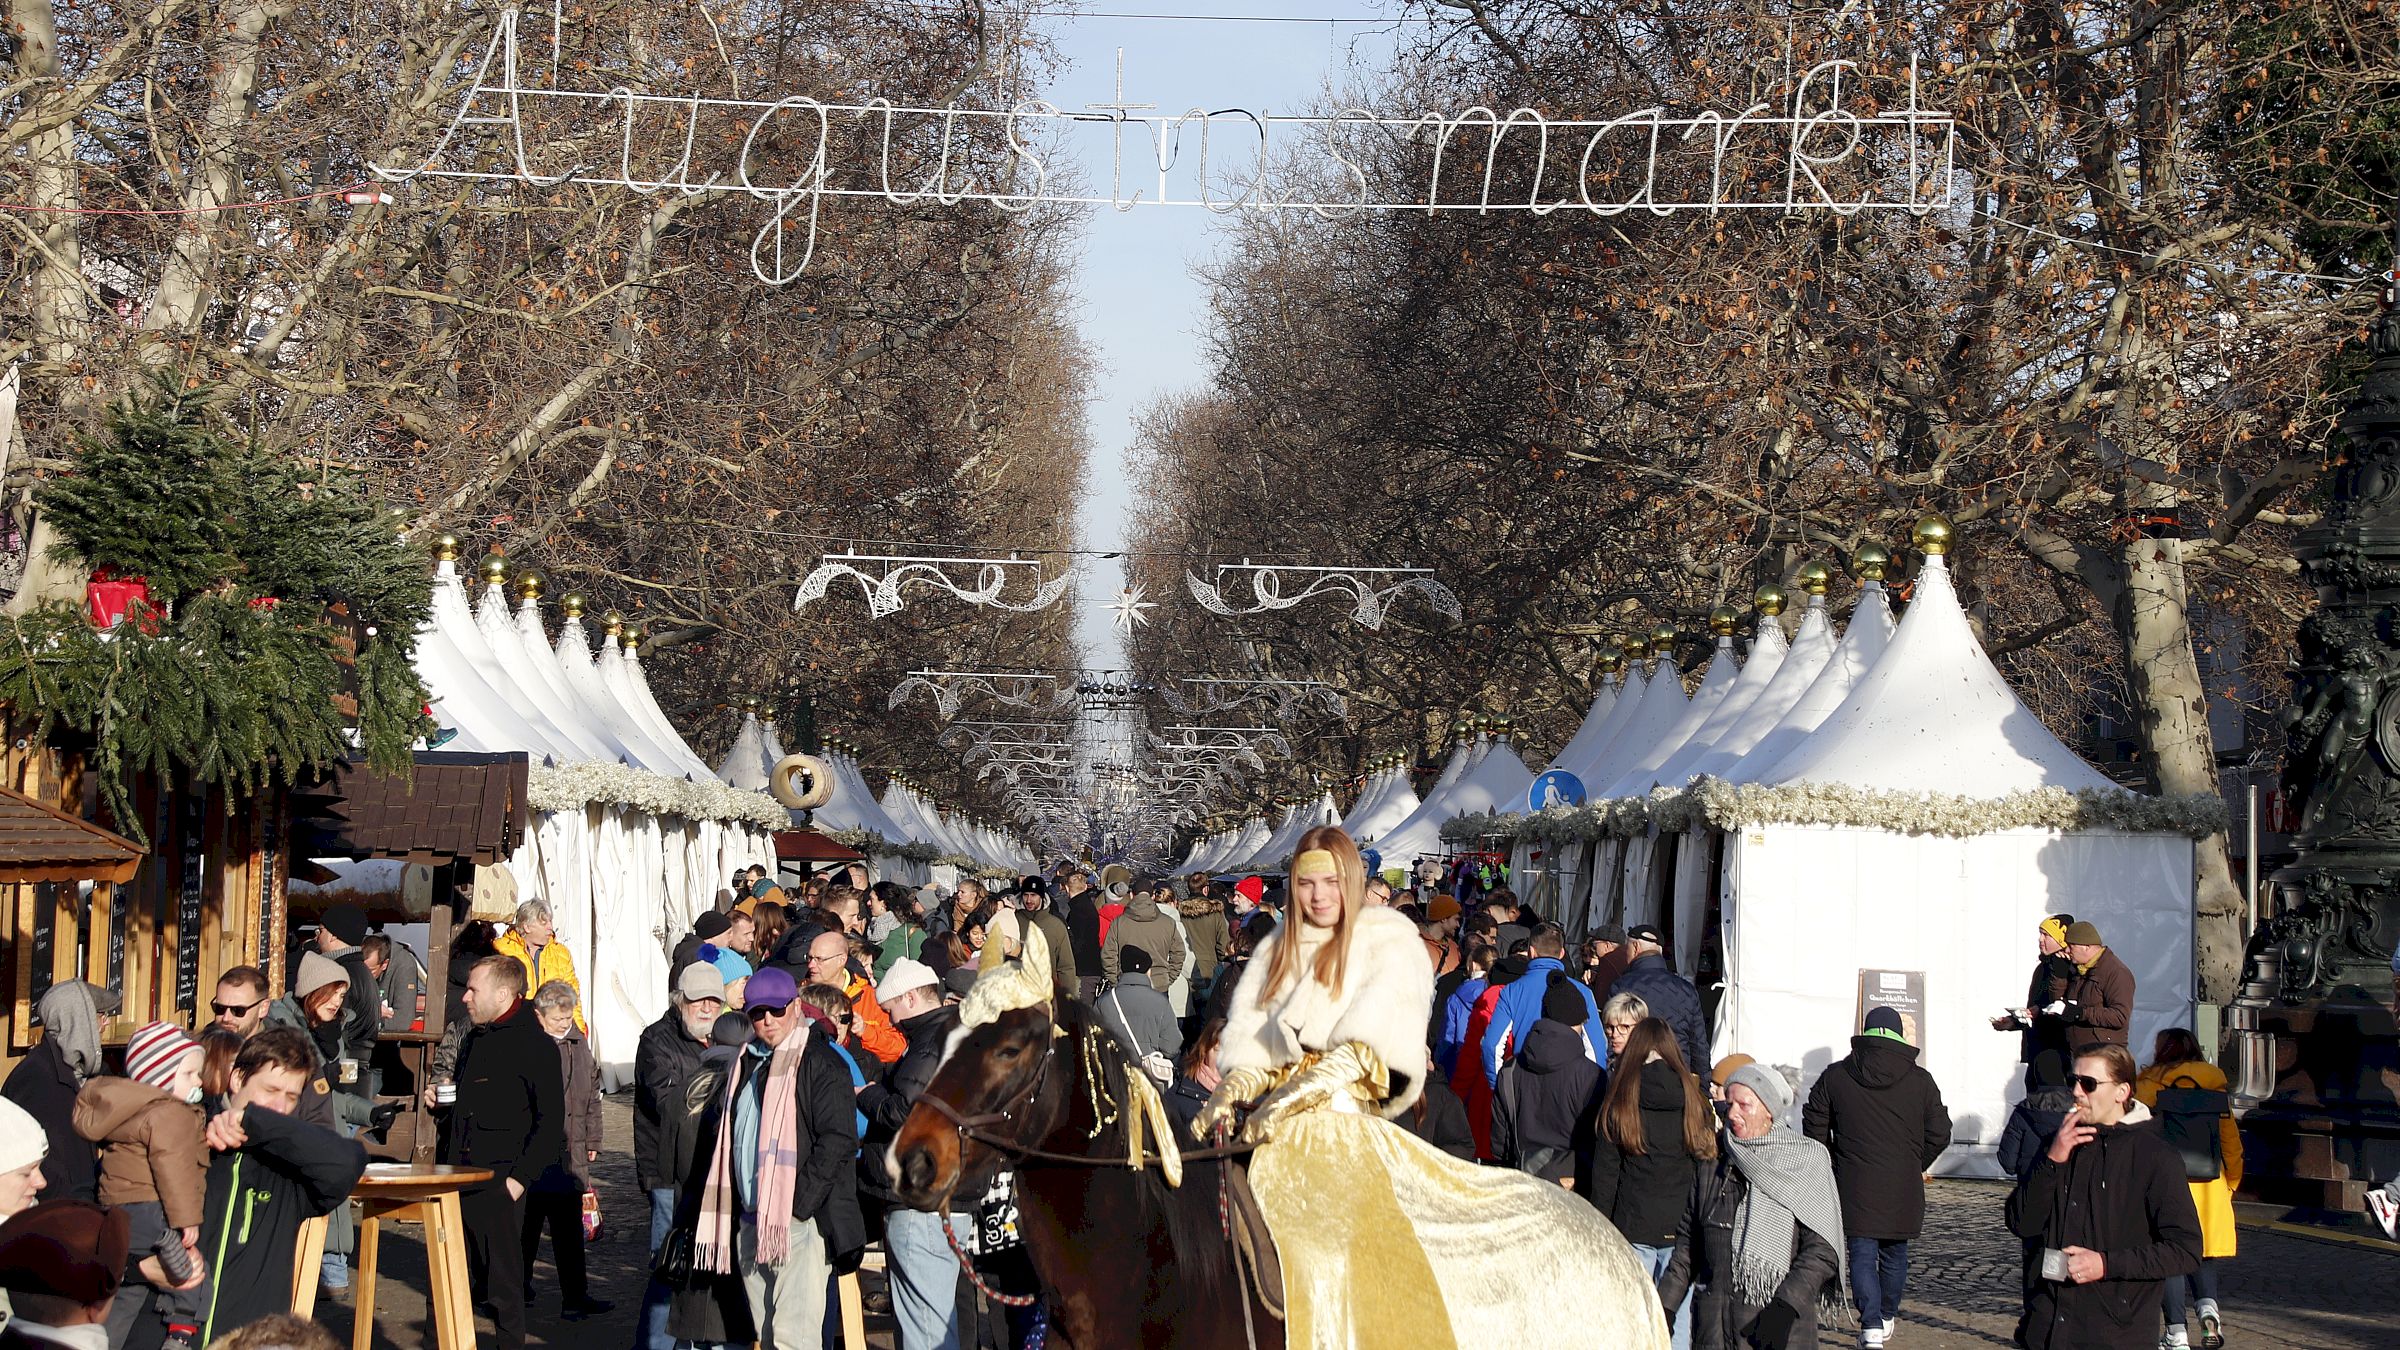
[845,974,907,1064]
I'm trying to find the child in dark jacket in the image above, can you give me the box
[1490,976,1605,1186]
[76,1021,208,1349]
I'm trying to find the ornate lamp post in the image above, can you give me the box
[2239,259,2400,1206]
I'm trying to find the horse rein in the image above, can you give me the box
[913,1031,1251,1171]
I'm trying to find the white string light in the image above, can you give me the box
[1185,561,1461,629]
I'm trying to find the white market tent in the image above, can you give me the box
[417,560,778,1081]
[1542,670,1622,785]
[1347,762,1424,846]
[1599,634,1743,800]
[1375,733,1536,866]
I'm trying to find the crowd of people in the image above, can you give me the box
[0,857,2236,1350]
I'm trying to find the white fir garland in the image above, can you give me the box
[1439,779,2228,843]
[527,761,787,829]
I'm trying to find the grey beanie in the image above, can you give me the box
[1727,1061,1794,1117]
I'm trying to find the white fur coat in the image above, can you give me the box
[1216,907,1435,1118]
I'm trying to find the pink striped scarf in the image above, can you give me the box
[694,1024,811,1272]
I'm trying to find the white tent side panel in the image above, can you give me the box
[1715,824,2193,1179]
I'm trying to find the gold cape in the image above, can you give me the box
[1247,1104,1670,1349]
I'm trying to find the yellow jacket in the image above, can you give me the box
[494,929,585,1031]
[2134,1058,2239,1258]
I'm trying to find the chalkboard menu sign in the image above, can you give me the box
[105,880,127,996]
[174,797,206,1012]
[29,881,55,1004]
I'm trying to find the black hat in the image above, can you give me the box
[694,911,732,940]
[321,903,369,946]
[1626,923,1666,947]
[1540,976,1589,1026]
[1591,923,1629,945]
[1120,945,1154,975]
[1489,954,1533,987]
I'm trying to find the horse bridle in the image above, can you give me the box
[913,1025,1250,1171]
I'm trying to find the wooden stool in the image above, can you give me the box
[838,1270,865,1350]
[289,1214,329,1319]
[346,1162,493,1350]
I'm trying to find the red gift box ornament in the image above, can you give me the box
[85,570,152,631]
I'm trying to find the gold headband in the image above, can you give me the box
[1292,849,1338,880]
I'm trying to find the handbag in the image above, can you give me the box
[1108,990,1177,1086]
[650,1222,696,1287]
[581,1191,603,1242]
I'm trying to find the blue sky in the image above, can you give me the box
[1030,4,1404,665]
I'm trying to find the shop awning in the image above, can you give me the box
[291,751,530,866]
[775,829,864,862]
[0,783,145,884]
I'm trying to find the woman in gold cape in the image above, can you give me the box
[1196,825,1667,1349]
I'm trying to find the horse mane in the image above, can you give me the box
[1045,996,1236,1309]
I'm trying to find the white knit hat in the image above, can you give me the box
[293,951,350,1000]
[0,1095,45,1175]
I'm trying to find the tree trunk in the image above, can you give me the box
[2116,483,2244,1005]
[140,0,296,356]
[7,0,92,376]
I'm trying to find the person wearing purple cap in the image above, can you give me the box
[683,965,859,1350]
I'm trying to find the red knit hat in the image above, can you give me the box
[123,1021,197,1091]
[1234,876,1265,904]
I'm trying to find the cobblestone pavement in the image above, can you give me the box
[316,1101,2391,1349]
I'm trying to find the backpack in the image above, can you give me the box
[2152,1072,2228,1181]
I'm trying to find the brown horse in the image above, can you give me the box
[890,996,1283,1350]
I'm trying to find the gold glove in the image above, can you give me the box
[1191,1064,1282,1142]
[1239,1042,1391,1146]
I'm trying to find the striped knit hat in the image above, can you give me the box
[123,1021,197,1091]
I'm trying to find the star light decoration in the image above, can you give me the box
[1106,584,1157,633]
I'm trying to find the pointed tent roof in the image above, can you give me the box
[1558,665,1650,784]
[1601,637,1743,797]
[1683,594,1839,782]
[1544,675,1622,776]
[1646,616,1790,793]
[715,713,776,791]
[1349,766,1424,843]
[1336,766,1389,834]
[1374,737,1536,863]
[1582,659,1691,793]
[1206,817,1273,875]
[1753,555,2119,795]
[1725,581,1898,784]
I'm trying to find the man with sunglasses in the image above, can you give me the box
[2007,1043,2200,1350]
[702,966,857,1350]
[209,970,271,1039]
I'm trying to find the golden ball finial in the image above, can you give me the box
[1494,716,1512,738]
[1754,582,1788,617]
[1650,623,1678,652]
[1851,542,1891,582]
[741,695,760,712]
[1796,561,1832,597]
[514,569,544,600]
[478,552,507,584]
[623,622,644,649]
[1596,650,1623,674]
[602,610,624,636]
[1621,634,1648,660]
[1709,605,1741,636]
[1912,512,1953,556]
[432,534,461,562]
[560,592,586,618]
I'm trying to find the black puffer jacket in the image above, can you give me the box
[1490,1019,1601,1183]
[2007,1113,2201,1350]
[1998,1088,2075,1183]
[1800,1035,1952,1240]
[1659,1152,1842,1350]
[445,1001,566,1190]
[856,1005,959,1209]
[1588,1060,1712,1247]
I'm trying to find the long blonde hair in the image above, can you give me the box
[1259,825,1367,1001]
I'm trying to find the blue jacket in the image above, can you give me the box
[1435,976,1489,1078]
[1610,953,1706,1075]
[1481,957,1606,1087]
